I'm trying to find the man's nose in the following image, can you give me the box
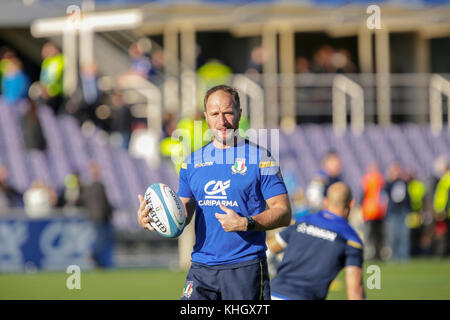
[217,113,227,125]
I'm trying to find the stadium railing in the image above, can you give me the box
[97,72,450,132]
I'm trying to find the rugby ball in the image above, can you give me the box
[144,183,186,238]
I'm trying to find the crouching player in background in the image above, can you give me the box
[267,182,365,300]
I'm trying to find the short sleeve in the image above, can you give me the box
[259,153,288,200]
[177,162,193,198]
[278,225,294,245]
[344,240,364,267]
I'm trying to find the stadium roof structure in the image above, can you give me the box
[130,2,450,39]
[1,0,450,32]
[15,0,449,129]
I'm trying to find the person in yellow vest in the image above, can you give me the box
[196,59,232,111]
[160,113,210,174]
[405,171,428,256]
[39,42,64,114]
[433,166,450,257]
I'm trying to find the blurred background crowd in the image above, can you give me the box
[0,0,449,271]
[289,151,450,261]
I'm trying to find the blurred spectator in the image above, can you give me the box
[57,172,82,210]
[80,61,101,114]
[312,45,334,73]
[20,100,47,151]
[291,187,311,221]
[311,45,357,74]
[80,160,114,268]
[431,156,448,192]
[295,56,311,73]
[245,45,266,82]
[39,42,64,114]
[432,161,450,257]
[63,61,100,124]
[110,91,133,150]
[430,156,448,256]
[149,48,165,77]
[162,111,177,139]
[0,165,22,210]
[246,46,265,74]
[0,47,16,95]
[332,49,357,74]
[128,41,152,79]
[23,180,58,218]
[306,150,343,213]
[405,171,428,256]
[385,162,411,260]
[361,163,389,260]
[1,57,30,106]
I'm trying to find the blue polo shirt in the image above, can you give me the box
[271,210,364,300]
[178,139,287,266]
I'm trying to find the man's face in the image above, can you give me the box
[324,155,342,178]
[204,90,241,145]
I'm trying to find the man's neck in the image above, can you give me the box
[325,207,348,220]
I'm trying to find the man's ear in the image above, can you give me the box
[323,197,328,209]
[349,199,355,209]
[236,107,242,121]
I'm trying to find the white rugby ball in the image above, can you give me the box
[144,183,186,238]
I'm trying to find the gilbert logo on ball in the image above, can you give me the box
[144,183,186,238]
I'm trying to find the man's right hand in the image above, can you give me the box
[137,194,155,231]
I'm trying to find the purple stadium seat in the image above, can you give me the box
[37,105,71,189]
[27,150,54,189]
[58,115,91,178]
[0,104,31,192]
[86,131,125,209]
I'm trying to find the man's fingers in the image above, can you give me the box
[137,194,157,233]
[137,194,152,230]
[142,223,155,231]
[142,215,151,224]
[138,203,150,219]
[138,194,146,211]
[219,204,232,214]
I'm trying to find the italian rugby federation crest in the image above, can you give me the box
[182,281,194,298]
[232,158,247,175]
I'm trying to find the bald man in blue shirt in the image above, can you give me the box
[267,182,365,300]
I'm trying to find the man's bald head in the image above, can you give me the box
[324,182,354,218]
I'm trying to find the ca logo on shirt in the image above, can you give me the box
[199,180,238,207]
[204,180,230,199]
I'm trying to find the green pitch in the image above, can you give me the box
[0,259,449,300]
[0,268,188,300]
[327,258,450,300]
